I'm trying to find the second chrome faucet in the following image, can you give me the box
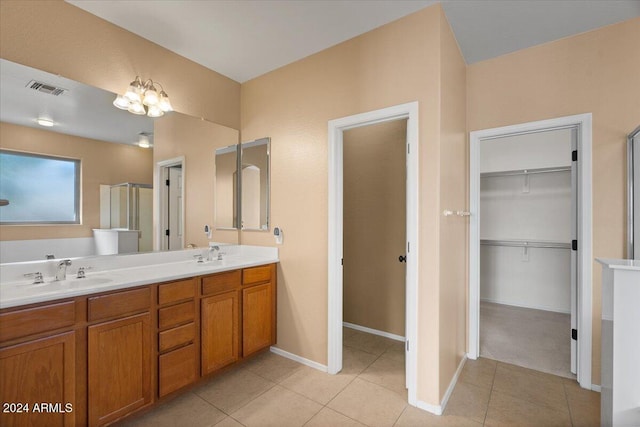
[55,259,72,281]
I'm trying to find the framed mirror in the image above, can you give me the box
[215,137,270,231]
[215,144,240,229]
[628,125,640,260]
[241,138,270,231]
[0,58,239,263]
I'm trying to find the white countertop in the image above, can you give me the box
[0,245,278,309]
[596,258,640,271]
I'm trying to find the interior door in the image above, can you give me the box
[570,128,578,375]
[168,167,183,250]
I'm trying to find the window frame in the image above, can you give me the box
[0,149,81,225]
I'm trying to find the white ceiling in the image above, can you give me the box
[67,0,640,83]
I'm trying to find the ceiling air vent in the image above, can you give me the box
[25,80,67,96]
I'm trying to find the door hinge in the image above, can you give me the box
[572,150,578,162]
[406,340,409,351]
[165,179,170,186]
[407,144,410,154]
[572,329,578,340]
[572,240,578,251]
[341,258,343,266]
[165,229,170,237]
[407,242,410,253]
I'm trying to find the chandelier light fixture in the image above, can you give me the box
[113,76,173,118]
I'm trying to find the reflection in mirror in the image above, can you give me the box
[0,58,155,263]
[241,138,270,231]
[628,125,640,260]
[215,144,239,230]
[107,183,153,252]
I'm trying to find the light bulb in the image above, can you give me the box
[146,104,164,118]
[113,94,130,110]
[128,101,146,115]
[158,91,173,112]
[37,118,54,127]
[138,135,151,148]
[124,77,143,103]
[143,88,158,106]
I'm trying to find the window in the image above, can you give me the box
[0,150,80,224]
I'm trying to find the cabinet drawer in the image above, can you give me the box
[202,270,241,296]
[243,265,272,286]
[159,322,195,353]
[88,287,150,323]
[158,301,194,330]
[159,344,197,397]
[0,301,75,343]
[158,279,196,306]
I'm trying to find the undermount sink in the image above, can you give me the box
[61,277,113,287]
[20,276,113,290]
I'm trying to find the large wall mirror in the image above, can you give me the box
[628,125,640,260]
[215,137,270,231]
[0,58,238,263]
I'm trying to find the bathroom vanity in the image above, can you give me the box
[597,259,640,427]
[0,246,278,426]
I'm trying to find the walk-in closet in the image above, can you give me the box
[479,127,576,378]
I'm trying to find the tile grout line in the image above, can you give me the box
[562,381,576,426]
[482,361,498,426]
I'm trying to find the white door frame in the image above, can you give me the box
[154,156,185,251]
[328,102,419,406]
[468,113,593,389]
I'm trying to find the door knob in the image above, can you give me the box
[398,255,406,263]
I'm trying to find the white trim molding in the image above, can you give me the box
[154,156,185,251]
[417,355,467,416]
[343,322,405,342]
[269,346,328,372]
[468,113,593,390]
[328,102,419,406]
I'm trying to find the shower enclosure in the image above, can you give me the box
[96,183,153,254]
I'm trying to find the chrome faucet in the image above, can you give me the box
[208,245,225,261]
[55,259,72,281]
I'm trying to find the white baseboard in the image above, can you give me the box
[480,298,570,315]
[415,354,467,416]
[591,384,601,393]
[269,346,328,373]
[415,399,442,416]
[343,322,405,342]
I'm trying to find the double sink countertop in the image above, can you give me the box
[0,245,278,309]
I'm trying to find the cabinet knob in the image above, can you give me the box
[398,255,406,263]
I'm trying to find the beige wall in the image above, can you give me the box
[0,0,240,129]
[0,122,152,240]
[241,4,467,405]
[467,17,640,386]
[153,113,239,248]
[437,10,468,398]
[343,120,407,337]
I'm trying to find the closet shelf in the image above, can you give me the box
[480,166,571,178]
[480,239,571,249]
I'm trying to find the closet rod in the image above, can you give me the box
[480,166,571,178]
[480,239,571,249]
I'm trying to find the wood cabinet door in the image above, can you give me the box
[88,313,151,426]
[242,283,274,357]
[201,291,239,375]
[0,332,76,427]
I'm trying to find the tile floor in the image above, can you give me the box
[118,328,600,427]
[480,301,575,379]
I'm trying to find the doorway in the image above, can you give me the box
[328,102,419,406]
[156,157,185,251]
[342,118,407,362]
[469,113,593,389]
